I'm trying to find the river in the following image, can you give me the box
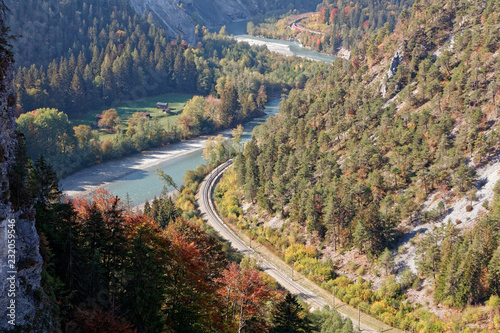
[101,99,281,205]
[62,25,335,205]
[62,99,280,206]
[222,20,336,63]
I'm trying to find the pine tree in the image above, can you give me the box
[77,202,107,297]
[123,222,170,332]
[270,293,314,333]
[70,71,85,114]
[378,248,394,275]
[29,155,62,209]
[143,200,151,216]
[219,81,239,128]
[320,310,343,333]
[340,317,356,333]
[488,246,500,296]
[100,54,115,105]
[455,236,484,306]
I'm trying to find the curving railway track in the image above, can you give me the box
[198,160,327,311]
[197,160,401,332]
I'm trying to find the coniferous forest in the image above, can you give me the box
[248,0,415,53]
[218,0,500,330]
[10,0,327,176]
[2,0,500,332]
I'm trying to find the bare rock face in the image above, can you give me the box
[0,45,48,331]
[129,0,261,43]
[129,0,197,43]
[380,43,405,98]
[387,48,404,80]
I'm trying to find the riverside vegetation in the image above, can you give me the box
[13,124,361,332]
[5,0,500,331]
[11,0,328,177]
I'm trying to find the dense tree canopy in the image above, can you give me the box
[248,0,414,54]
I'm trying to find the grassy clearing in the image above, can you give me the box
[71,92,194,137]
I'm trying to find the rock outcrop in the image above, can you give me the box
[387,49,403,79]
[0,27,48,332]
[380,44,405,98]
[129,0,262,43]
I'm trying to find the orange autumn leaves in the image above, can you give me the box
[68,189,282,332]
[218,263,278,332]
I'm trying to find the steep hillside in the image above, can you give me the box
[129,0,320,42]
[0,5,50,331]
[6,0,137,68]
[7,0,321,68]
[224,0,500,330]
[248,0,414,55]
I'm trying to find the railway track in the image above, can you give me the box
[198,159,400,332]
[199,160,327,311]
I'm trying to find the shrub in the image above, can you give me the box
[399,268,417,290]
[284,243,316,263]
[465,205,473,212]
[462,306,483,324]
[347,261,357,271]
[376,275,401,300]
[380,312,397,326]
[482,200,489,209]
[333,276,352,289]
[411,277,421,290]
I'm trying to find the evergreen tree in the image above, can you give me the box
[219,81,239,127]
[378,248,394,275]
[320,310,343,333]
[123,222,170,332]
[70,71,85,114]
[29,155,62,209]
[488,246,500,296]
[270,293,314,333]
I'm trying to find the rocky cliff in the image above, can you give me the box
[0,20,48,331]
[128,0,263,43]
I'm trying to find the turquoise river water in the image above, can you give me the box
[102,99,280,206]
[67,25,335,206]
[221,21,337,63]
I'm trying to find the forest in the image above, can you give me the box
[11,0,328,176]
[216,0,500,330]
[9,138,361,332]
[5,0,320,69]
[1,0,362,331]
[4,0,500,331]
[247,0,414,54]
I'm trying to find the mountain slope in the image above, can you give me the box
[130,0,321,43]
[0,6,50,331]
[229,0,500,330]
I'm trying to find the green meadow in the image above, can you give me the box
[71,92,195,137]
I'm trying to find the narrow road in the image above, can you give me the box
[290,22,325,35]
[197,160,400,332]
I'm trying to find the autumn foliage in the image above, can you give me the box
[38,189,282,332]
[218,263,276,332]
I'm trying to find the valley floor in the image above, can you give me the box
[61,130,232,199]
